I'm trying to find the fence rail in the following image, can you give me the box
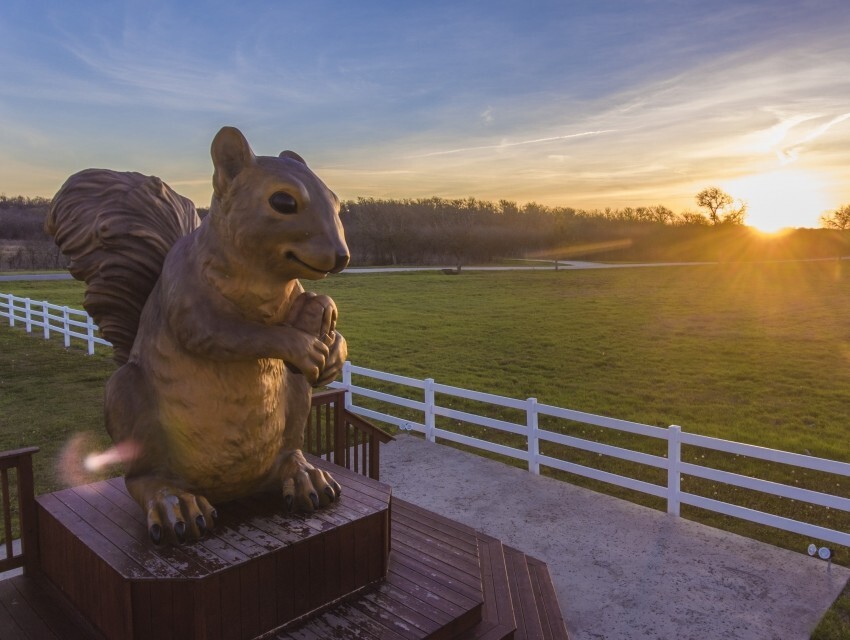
[333,362,850,548]
[0,293,110,354]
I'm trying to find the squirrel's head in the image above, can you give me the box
[207,126,349,280]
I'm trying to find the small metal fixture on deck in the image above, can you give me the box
[808,543,833,571]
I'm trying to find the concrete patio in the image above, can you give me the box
[379,434,849,640]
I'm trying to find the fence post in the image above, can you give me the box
[667,425,682,516]
[9,295,16,327]
[24,298,32,332]
[42,303,50,339]
[424,378,436,443]
[86,316,96,355]
[527,397,540,474]
[342,360,353,411]
[62,307,71,348]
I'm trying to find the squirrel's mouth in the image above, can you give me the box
[285,251,328,275]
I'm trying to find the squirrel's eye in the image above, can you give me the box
[269,192,298,214]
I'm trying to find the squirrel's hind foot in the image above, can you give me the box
[278,450,341,513]
[125,476,217,545]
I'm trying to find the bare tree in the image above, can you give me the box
[696,187,733,225]
[820,204,850,230]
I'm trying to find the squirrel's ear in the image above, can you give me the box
[279,150,307,165]
[211,127,256,197]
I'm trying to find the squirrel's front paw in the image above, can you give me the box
[278,450,341,513]
[125,476,217,545]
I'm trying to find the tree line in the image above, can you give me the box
[1,190,848,270]
[340,195,848,265]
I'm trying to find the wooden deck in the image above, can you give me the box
[1,456,568,640]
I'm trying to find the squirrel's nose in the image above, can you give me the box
[330,253,349,274]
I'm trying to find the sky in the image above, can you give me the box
[2,1,850,231]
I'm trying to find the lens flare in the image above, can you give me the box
[59,432,139,486]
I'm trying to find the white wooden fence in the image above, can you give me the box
[0,293,110,355]
[4,292,849,549]
[333,362,850,548]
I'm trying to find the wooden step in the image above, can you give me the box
[454,534,516,640]
[278,501,570,640]
[503,547,569,640]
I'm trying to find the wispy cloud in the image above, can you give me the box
[776,112,850,165]
[408,130,618,159]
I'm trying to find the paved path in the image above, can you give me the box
[380,434,848,640]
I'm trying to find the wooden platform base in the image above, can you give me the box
[35,458,391,640]
[3,461,568,639]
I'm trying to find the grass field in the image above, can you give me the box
[3,261,850,637]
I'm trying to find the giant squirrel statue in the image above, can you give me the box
[47,126,350,545]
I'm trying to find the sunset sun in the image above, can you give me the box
[723,169,830,232]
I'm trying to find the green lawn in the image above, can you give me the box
[3,262,850,637]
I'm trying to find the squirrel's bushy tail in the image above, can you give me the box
[46,170,201,364]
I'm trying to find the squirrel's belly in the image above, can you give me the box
[154,358,291,499]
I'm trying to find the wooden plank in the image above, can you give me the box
[391,537,480,589]
[257,553,278,634]
[148,578,175,640]
[4,575,102,640]
[392,526,479,575]
[218,568,242,640]
[321,605,405,640]
[238,562,261,640]
[372,580,453,626]
[195,573,222,640]
[359,585,444,637]
[170,580,194,640]
[274,545,295,624]
[338,520,357,595]
[132,580,153,640]
[306,534,325,611]
[291,536,311,617]
[392,499,479,538]
[392,511,478,555]
[527,557,570,640]
[504,547,545,640]
[57,486,183,579]
[0,582,32,640]
[390,547,482,602]
[322,523,342,602]
[387,564,477,616]
[0,577,50,640]
[347,593,426,640]
[37,493,150,580]
[88,480,224,575]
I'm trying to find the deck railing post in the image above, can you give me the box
[424,378,436,443]
[62,307,71,348]
[342,360,353,411]
[527,397,540,474]
[17,450,39,575]
[667,425,682,516]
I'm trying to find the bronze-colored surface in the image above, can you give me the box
[47,127,350,543]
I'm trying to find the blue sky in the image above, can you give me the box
[2,1,849,229]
